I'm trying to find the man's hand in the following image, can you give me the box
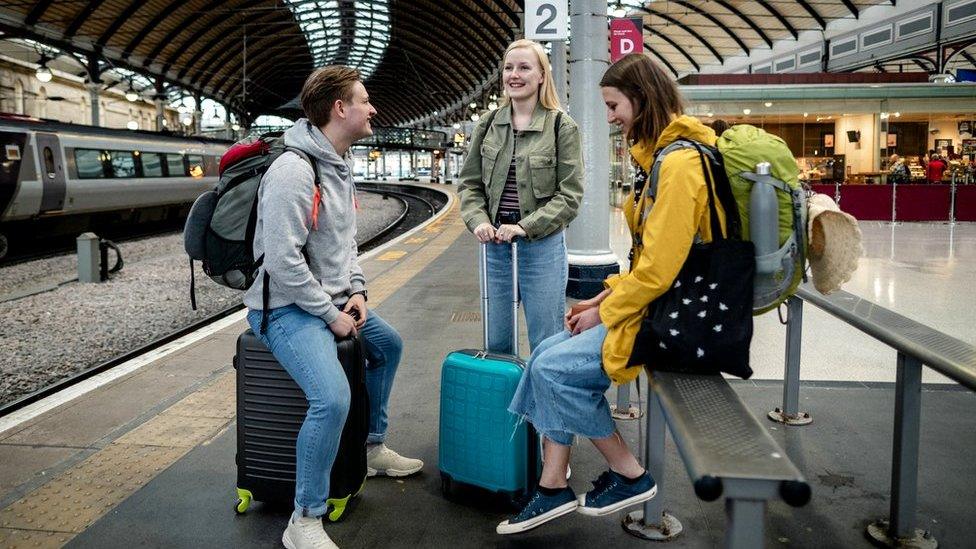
[328,312,358,337]
[343,293,367,328]
[494,223,526,242]
[473,222,496,243]
[569,307,601,336]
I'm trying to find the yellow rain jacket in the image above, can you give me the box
[599,116,728,384]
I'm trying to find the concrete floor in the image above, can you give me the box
[67,225,976,548]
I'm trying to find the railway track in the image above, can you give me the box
[0,184,448,418]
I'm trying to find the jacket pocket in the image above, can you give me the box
[529,155,557,198]
[481,144,500,182]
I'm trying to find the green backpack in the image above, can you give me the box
[717,124,807,314]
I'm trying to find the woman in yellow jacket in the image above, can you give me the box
[497,53,728,535]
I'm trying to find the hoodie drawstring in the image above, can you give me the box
[311,185,321,230]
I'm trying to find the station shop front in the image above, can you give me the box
[612,79,976,223]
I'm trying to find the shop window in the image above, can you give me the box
[947,0,976,26]
[775,58,796,72]
[831,38,857,58]
[897,14,933,40]
[75,149,106,179]
[861,26,892,51]
[798,49,821,68]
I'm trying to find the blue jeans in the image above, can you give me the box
[246,305,403,517]
[508,324,615,446]
[486,230,568,354]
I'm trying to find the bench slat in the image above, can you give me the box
[796,285,976,391]
[652,371,804,486]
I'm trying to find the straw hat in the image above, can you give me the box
[806,193,863,294]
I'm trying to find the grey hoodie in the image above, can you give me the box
[242,119,364,324]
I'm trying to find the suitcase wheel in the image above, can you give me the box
[326,495,351,522]
[235,488,253,514]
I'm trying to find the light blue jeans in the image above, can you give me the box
[486,230,568,354]
[246,304,403,517]
[508,324,616,446]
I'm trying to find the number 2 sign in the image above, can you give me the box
[525,0,568,41]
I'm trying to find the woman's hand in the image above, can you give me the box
[568,307,602,336]
[494,223,526,242]
[473,222,496,243]
[564,289,611,328]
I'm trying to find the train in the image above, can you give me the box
[0,113,229,259]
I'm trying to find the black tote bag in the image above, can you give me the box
[628,144,756,379]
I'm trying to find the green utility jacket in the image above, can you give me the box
[458,103,584,240]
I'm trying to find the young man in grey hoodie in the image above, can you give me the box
[243,66,423,549]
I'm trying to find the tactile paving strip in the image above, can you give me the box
[0,527,70,549]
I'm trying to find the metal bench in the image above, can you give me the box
[623,370,811,548]
[770,285,976,548]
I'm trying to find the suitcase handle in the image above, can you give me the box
[479,241,519,352]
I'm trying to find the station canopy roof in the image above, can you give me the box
[0,1,908,126]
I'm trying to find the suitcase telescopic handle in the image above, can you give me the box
[479,241,519,352]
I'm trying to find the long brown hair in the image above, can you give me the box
[599,54,684,147]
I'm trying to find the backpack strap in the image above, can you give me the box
[189,258,197,311]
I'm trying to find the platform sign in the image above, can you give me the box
[525,0,568,41]
[610,18,644,62]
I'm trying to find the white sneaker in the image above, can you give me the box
[366,444,424,477]
[281,515,339,549]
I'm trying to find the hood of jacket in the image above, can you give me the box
[629,115,717,173]
[282,118,351,175]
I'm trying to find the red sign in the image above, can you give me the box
[610,18,644,62]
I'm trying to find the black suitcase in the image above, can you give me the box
[233,329,369,521]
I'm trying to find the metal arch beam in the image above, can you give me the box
[393,27,485,94]
[961,50,976,68]
[711,0,773,48]
[670,0,750,56]
[635,7,723,64]
[755,0,799,39]
[64,0,109,38]
[467,0,520,40]
[25,1,55,26]
[793,0,827,29]
[942,39,976,68]
[644,41,680,79]
[642,24,701,72]
[194,23,307,90]
[155,0,269,74]
[144,0,232,68]
[399,9,497,78]
[180,8,288,81]
[212,35,309,98]
[123,0,190,56]
[413,0,508,74]
[840,0,860,19]
[98,0,147,47]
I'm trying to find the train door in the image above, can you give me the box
[34,132,66,212]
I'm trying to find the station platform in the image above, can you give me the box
[1,185,974,548]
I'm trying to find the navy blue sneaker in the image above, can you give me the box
[577,470,657,516]
[496,487,578,534]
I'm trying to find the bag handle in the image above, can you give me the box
[690,142,726,242]
[479,241,519,352]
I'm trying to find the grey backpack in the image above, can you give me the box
[183,133,317,322]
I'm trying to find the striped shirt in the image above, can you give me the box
[497,131,521,220]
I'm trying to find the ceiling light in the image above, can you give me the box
[803,112,809,117]
[182,117,193,126]
[488,101,498,110]
[706,112,713,117]
[35,58,52,83]
[742,108,751,115]
[611,2,627,18]
[470,102,477,109]
[764,101,772,107]
[126,120,138,130]
[471,113,480,122]
[125,87,139,102]
[231,123,240,131]
[894,112,901,118]
[452,122,461,129]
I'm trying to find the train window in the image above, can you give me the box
[43,147,55,179]
[165,154,185,177]
[110,151,137,178]
[187,154,205,178]
[75,149,106,179]
[142,153,164,177]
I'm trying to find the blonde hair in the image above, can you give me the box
[499,39,562,111]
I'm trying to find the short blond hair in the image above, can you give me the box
[300,66,361,127]
[499,39,562,111]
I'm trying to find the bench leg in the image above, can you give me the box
[768,297,812,426]
[865,353,937,548]
[725,499,765,549]
[611,380,642,420]
[623,387,682,541]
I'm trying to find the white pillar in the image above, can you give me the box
[550,40,568,109]
[155,97,165,132]
[565,0,618,298]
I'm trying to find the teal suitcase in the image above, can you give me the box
[438,242,538,501]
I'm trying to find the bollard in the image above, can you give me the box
[77,233,99,283]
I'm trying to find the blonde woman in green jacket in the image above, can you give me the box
[458,39,584,354]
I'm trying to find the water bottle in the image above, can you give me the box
[749,161,780,274]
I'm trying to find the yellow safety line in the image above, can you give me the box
[0,199,465,548]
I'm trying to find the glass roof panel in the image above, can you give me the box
[285,0,390,79]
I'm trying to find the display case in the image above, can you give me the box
[796,155,845,183]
